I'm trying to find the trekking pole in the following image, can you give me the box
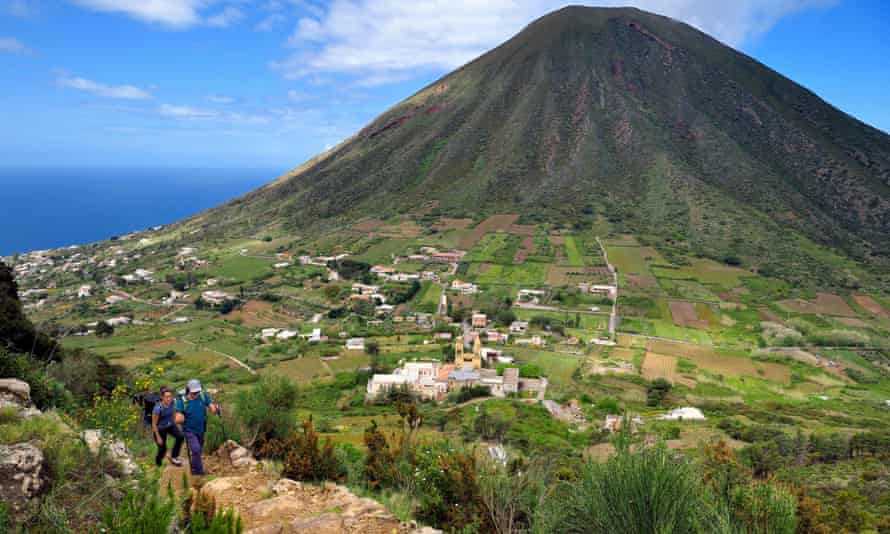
[216,388,234,467]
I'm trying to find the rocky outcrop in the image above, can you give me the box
[0,441,46,518]
[201,471,440,534]
[217,439,258,469]
[80,429,138,476]
[0,378,42,418]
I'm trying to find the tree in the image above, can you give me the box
[269,418,342,483]
[95,321,114,338]
[0,261,59,359]
[237,376,299,450]
[646,378,672,406]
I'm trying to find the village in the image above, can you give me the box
[6,209,889,448]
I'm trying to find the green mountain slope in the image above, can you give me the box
[193,6,890,286]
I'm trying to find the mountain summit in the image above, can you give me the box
[201,6,890,282]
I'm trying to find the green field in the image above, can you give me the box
[562,235,585,267]
[468,262,547,286]
[412,281,442,313]
[209,255,275,282]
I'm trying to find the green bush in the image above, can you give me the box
[537,444,729,534]
[263,418,343,482]
[0,350,71,410]
[235,376,299,450]
[98,472,177,534]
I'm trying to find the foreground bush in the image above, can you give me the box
[537,444,728,534]
[263,417,343,482]
[236,376,298,449]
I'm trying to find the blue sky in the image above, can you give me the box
[0,0,887,169]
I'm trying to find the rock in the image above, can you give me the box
[202,476,241,496]
[271,478,303,495]
[0,441,46,518]
[288,513,344,533]
[218,439,258,468]
[0,378,41,419]
[80,429,138,476]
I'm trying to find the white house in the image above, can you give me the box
[346,338,366,351]
[657,407,705,421]
[201,290,232,305]
[77,285,92,298]
[276,330,298,340]
[509,321,529,334]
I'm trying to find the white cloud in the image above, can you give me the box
[0,36,31,54]
[159,103,218,118]
[206,5,243,27]
[207,95,236,104]
[58,75,152,99]
[69,0,206,27]
[274,0,834,83]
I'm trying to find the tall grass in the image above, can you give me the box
[535,444,730,534]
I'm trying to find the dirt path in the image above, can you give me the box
[179,338,256,374]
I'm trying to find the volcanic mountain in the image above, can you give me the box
[195,6,890,286]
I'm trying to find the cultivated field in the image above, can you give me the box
[778,292,858,317]
[669,300,709,329]
[457,214,519,250]
[853,294,889,319]
[646,340,791,384]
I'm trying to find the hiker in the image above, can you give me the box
[174,379,218,476]
[151,386,184,467]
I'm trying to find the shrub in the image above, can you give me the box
[537,444,728,534]
[646,378,672,406]
[414,442,493,532]
[48,349,127,403]
[807,329,869,347]
[0,350,70,410]
[98,472,177,534]
[264,418,343,482]
[235,376,298,450]
[363,420,396,489]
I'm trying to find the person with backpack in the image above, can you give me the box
[151,386,184,467]
[174,379,218,476]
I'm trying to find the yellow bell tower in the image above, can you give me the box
[454,334,482,369]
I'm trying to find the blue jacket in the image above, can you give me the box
[175,392,213,434]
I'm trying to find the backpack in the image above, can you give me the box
[136,391,162,427]
[177,391,211,432]
[180,391,210,411]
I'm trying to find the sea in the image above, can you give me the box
[0,167,285,256]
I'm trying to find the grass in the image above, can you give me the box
[413,282,442,314]
[468,262,547,286]
[563,236,585,267]
[209,255,275,282]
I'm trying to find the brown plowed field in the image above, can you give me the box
[669,300,709,329]
[457,214,519,249]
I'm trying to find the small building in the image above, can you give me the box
[434,332,453,341]
[471,313,487,328]
[658,407,705,421]
[509,321,529,334]
[352,283,379,295]
[106,316,132,327]
[370,265,395,276]
[201,290,232,305]
[77,285,92,298]
[261,328,280,339]
[273,262,291,269]
[430,251,466,263]
[346,338,366,351]
[276,330,298,340]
